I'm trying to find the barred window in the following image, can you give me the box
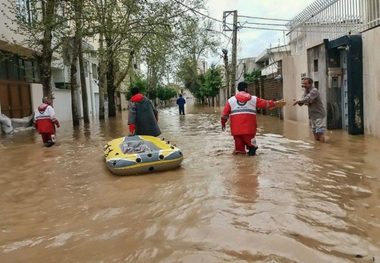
[17,0,32,24]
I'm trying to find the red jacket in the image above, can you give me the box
[221,91,275,136]
[34,103,60,134]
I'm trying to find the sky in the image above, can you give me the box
[204,0,315,64]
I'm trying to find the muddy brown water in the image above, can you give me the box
[0,103,379,262]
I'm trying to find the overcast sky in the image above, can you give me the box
[204,0,315,64]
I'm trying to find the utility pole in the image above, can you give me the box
[222,49,230,99]
[223,10,238,99]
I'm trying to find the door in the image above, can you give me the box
[0,82,11,116]
[340,50,348,130]
[0,81,32,118]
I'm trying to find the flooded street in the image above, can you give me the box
[0,103,379,263]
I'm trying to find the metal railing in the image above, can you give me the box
[287,0,380,52]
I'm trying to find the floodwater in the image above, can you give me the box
[0,102,379,263]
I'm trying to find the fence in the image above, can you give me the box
[287,0,380,52]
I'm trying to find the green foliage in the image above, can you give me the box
[200,65,222,98]
[126,78,148,100]
[176,57,200,95]
[126,78,176,103]
[175,17,220,99]
[157,86,177,102]
[244,69,261,83]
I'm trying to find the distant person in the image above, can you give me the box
[128,87,161,137]
[176,94,186,115]
[221,81,286,156]
[34,96,60,147]
[293,77,326,143]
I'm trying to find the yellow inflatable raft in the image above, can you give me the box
[104,135,183,175]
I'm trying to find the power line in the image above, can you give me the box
[206,29,232,39]
[240,25,287,32]
[238,15,291,22]
[241,25,350,34]
[172,0,229,25]
[215,32,233,65]
[241,21,287,27]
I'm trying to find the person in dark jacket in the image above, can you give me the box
[128,87,161,137]
[176,94,186,115]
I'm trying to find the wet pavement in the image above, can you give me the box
[0,102,379,262]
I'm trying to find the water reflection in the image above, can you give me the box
[0,102,379,263]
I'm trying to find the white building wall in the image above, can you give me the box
[236,57,261,83]
[30,83,43,111]
[52,89,72,122]
[362,26,380,137]
[0,0,27,44]
[282,52,309,123]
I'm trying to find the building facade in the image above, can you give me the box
[283,0,380,137]
[0,0,100,126]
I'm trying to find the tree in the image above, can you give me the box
[126,77,148,99]
[175,17,219,101]
[3,0,69,97]
[244,69,261,83]
[201,65,222,106]
[157,86,176,104]
[66,0,89,126]
[88,0,203,117]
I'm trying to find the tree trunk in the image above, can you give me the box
[39,0,56,97]
[106,58,116,117]
[78,40,89,123]
[98,34,106,120]
[74,0,89,123]
[70,35,81,126]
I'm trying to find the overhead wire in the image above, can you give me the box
[238,15,291,22]
[172,0,231,25]
[214,31,233,66]
[241,21,287,27]
[171,1,338,34]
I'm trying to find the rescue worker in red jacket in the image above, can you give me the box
[221,82,286,156]
[34,96,60,147]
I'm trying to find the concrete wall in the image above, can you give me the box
[307,44,328,108]
[236,57,261,84]
[0,0,33,56]
[282,52,309,123]
[52,89,73,122]
[30,83,43,112]
[362,26,380,137]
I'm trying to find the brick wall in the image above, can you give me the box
[247,77,284,119]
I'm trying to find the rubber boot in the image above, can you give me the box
[248,146,258,156]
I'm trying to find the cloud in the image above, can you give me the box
[205,0,315,61]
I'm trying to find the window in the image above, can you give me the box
[0,54,8,80]
[17,0,33,24]
[313,59,318,72]
[55,82,70,89]
[0,51,39,82]
[18,58,25,80]
[314,81,319,90]
[84,61,89,77]
[24,60,34,82]
[8,56,19,80]
[92,63,98,79]
[33,61,40,82]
